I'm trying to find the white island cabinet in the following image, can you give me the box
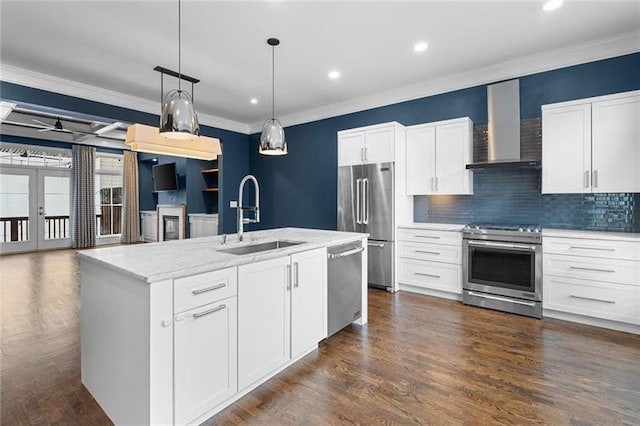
[79,228,366,425]
[238,247,326,390]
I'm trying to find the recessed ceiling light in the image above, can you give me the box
[328,70,341,80]
[413,42,428,52]
[250,98,258,104]
[543,0,563,11]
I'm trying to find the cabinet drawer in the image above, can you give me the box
[543,236,640,261]
[398,258,461,294]
[397,228,461,246]
[544,254,640,286]
[544,275,640,325]
[174,267,237,313]
[398,241,461,264]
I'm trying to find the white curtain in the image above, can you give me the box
[71,145,96,248]
[121,151,140,244]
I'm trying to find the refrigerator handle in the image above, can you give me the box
[356,178,362,224]
[362,178,369,225]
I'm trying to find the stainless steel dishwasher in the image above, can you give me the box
[327,241,364,337]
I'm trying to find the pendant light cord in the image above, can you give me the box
[178,0,182,92]
[271,44,275,120]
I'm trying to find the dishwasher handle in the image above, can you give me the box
[328,246,364,259]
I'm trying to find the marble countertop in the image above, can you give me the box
[398,223,466,231]
[543,228,640,242]
[78,227,368,283]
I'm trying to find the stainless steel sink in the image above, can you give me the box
[218,240,304,255]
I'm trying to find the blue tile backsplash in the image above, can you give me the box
[414,169,638,233]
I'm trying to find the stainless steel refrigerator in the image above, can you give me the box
[338,162,394,289]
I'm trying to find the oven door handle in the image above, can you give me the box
[467,240,537,251]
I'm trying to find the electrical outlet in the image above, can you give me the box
[230,200,238,208]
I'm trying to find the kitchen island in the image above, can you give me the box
[78,227,368,425]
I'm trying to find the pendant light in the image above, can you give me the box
[259,38,287,155]
[159,0,200,140]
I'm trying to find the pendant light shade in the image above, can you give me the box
[259,38,287,156]
[160,89,200,140]
[159,0,200,140]
[259,118,286,155]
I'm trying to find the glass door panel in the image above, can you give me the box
[0,168,37,253]
[38,170,71,250]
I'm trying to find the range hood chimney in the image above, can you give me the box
[466,79,540,170]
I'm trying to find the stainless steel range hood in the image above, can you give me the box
[466,79,541,170]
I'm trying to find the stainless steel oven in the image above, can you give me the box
[462,224,542,318]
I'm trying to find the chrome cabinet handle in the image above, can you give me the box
[192,283,226,295]
[584,170,590,188]
[367,242,385,248]
[414,249,440,255]
[193,304,226,319]
[360,147,364,162]
[294,262,299,288]
[435,176,439,191]
[592,170,598,188]
[415,235,440,239]
[569,266,615,273]
[414,272,440,278]
[569,295,615,304]
[365,147,368,161]
[569,245,615,252]
[430,177,434,191]
[286,264,291,290]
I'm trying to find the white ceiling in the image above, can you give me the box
[1,1,639,134]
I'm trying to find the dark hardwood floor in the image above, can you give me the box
[2,249,639,425]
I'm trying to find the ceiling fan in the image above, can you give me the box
[32,116,68,133]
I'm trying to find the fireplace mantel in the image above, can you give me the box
[157,205,186,241]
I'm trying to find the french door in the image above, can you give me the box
[0,167,72,254]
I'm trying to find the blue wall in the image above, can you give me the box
[0,81,250,233]
[250,53,640,232]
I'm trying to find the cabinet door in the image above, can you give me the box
[238,257,291,390]
[174,297,237,425]
[542,103,591,194]
[591,95,640,193]
[435,121,473,195]
[405,125,436,194]
[338,131,365,166]
[365,126,395,164]
[290,248,326,358]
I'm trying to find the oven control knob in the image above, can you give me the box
[518,227,524,232]
[526,227,532,232]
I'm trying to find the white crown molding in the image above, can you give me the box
[248,30,640,133]
[0,64,251,135]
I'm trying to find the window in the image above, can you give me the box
[0,146,72,168]
[95,153,123,237]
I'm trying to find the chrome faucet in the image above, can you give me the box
[236,175,260,241]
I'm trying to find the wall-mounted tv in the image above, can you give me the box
[152,162,178,192]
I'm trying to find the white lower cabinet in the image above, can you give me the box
[238,256,291,390]
[397,226,462,298]
[174,297,237,425]
[543,231,640,333]
[238,247,326,391]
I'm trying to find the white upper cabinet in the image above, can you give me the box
[542,103,591,193]
[405,117,473,195]
[591,95,640,193]
[542,91,640,194]
[405,125,435,194]
[338,122,399,166]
